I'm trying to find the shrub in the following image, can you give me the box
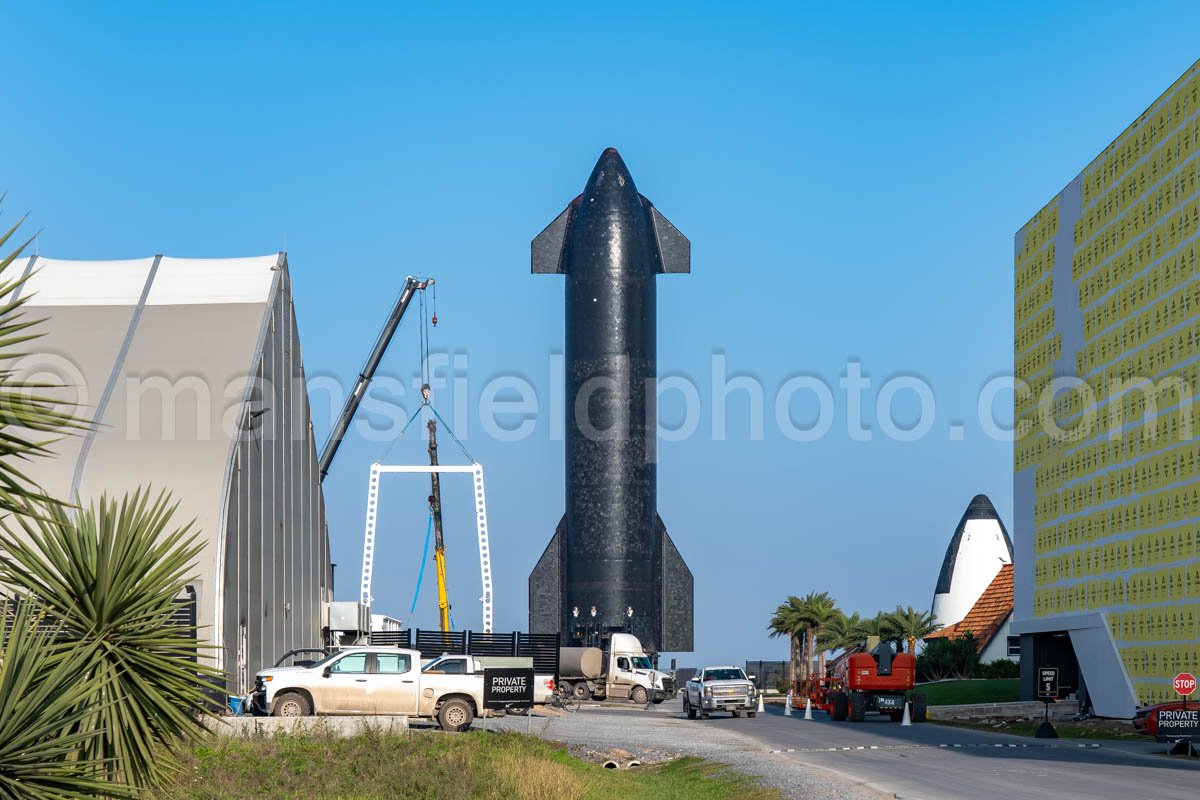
[978,658,1020,679]
[916,634,979,682]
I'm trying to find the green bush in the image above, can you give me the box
[978,658,1020,679]
[916,634,979,681]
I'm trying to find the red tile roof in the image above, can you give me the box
[925,564,1013,654]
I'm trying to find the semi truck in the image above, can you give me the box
[558,633,673,704]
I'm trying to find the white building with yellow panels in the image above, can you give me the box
[1012,60,1200,718]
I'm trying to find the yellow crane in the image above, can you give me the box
[426,418,452,633]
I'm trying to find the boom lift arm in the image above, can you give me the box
[427,419,452,633]
[318,276,434,481]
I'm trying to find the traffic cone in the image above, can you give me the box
[804,698,814,720]
[757,691,765,713]
[901,701,912,726]
[784,690,793,716]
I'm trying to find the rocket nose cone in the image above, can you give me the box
[584,147,639,202]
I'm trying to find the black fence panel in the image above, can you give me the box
[414,629,467,658]
[366,629,560,678]
[369,629,411,648]
[517,632,561,678]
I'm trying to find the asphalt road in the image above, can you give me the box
[498,697,1200,799]
[724,700,1200,800]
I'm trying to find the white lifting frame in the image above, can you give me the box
[360,463,494,632]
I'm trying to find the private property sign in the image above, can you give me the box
[1156,709,1200,741]
[1174,673,1197,697]
[482,668,534,710]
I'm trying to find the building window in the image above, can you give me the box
[1007,636,1021,657]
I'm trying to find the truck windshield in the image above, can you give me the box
[631,657,653,670]
[704,669,746,681]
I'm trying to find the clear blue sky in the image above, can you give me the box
[4,2,1199,666]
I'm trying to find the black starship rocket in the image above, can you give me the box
[527,148,694,653]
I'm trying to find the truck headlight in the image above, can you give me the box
[703,686,712,697]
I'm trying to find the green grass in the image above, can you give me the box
[917,679,1021,706]
[160,730,784,800]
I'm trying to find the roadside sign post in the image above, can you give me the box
[1035,667,1059,739]
[1165,673,1198,756]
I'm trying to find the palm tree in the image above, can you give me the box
[885,605,940,654]
[797,592,839,678]
[0,490,223,789]
[768,596,807,685]
[820,610,865,656]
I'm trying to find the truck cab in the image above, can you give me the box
[558,633,672,703]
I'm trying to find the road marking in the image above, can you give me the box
[766,742,1103,754]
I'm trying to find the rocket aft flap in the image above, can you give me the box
[527,148,693,653]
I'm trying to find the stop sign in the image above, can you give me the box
[1175,673,1197,697]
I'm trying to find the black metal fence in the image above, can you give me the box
[370,628,561,677]
[745,660,789,690]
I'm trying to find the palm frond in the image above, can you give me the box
[0,601,136,800]
[0,199,87,514]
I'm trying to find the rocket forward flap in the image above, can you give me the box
[531,203,575,275]
[647,203,691,274]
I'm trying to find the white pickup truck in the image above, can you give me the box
[683,665,758,719]
[250,646,484,731]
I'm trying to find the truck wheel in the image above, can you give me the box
[829,691,848,721]
[747,711,757,718]
[684,695,697,719]
[272,692,312,717]
[437,699,474,732]
[572,682,590,701]
[849,691,866,722]
[631,686,648,705]
[911,693,927,723]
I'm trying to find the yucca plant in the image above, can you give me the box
[0,601,134,799]
[0,490,223,790]
[0,202,87,513]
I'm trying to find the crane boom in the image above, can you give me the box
[318,276,434,481]
[427,419,452,633]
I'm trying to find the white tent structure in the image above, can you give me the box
[5,252,331,695]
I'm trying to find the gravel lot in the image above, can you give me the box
[484,698,882,800]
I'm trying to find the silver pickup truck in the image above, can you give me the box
[250,646,483,730]
[683,665,758,719]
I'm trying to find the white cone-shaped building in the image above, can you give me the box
[931,495,1013,629]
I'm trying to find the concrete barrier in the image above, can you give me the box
[927,700,1080,722]
[210,715,411,737]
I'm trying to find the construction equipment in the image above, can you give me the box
[317,276,435,481]
[793,642,927,723]
[426,418,452,633]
